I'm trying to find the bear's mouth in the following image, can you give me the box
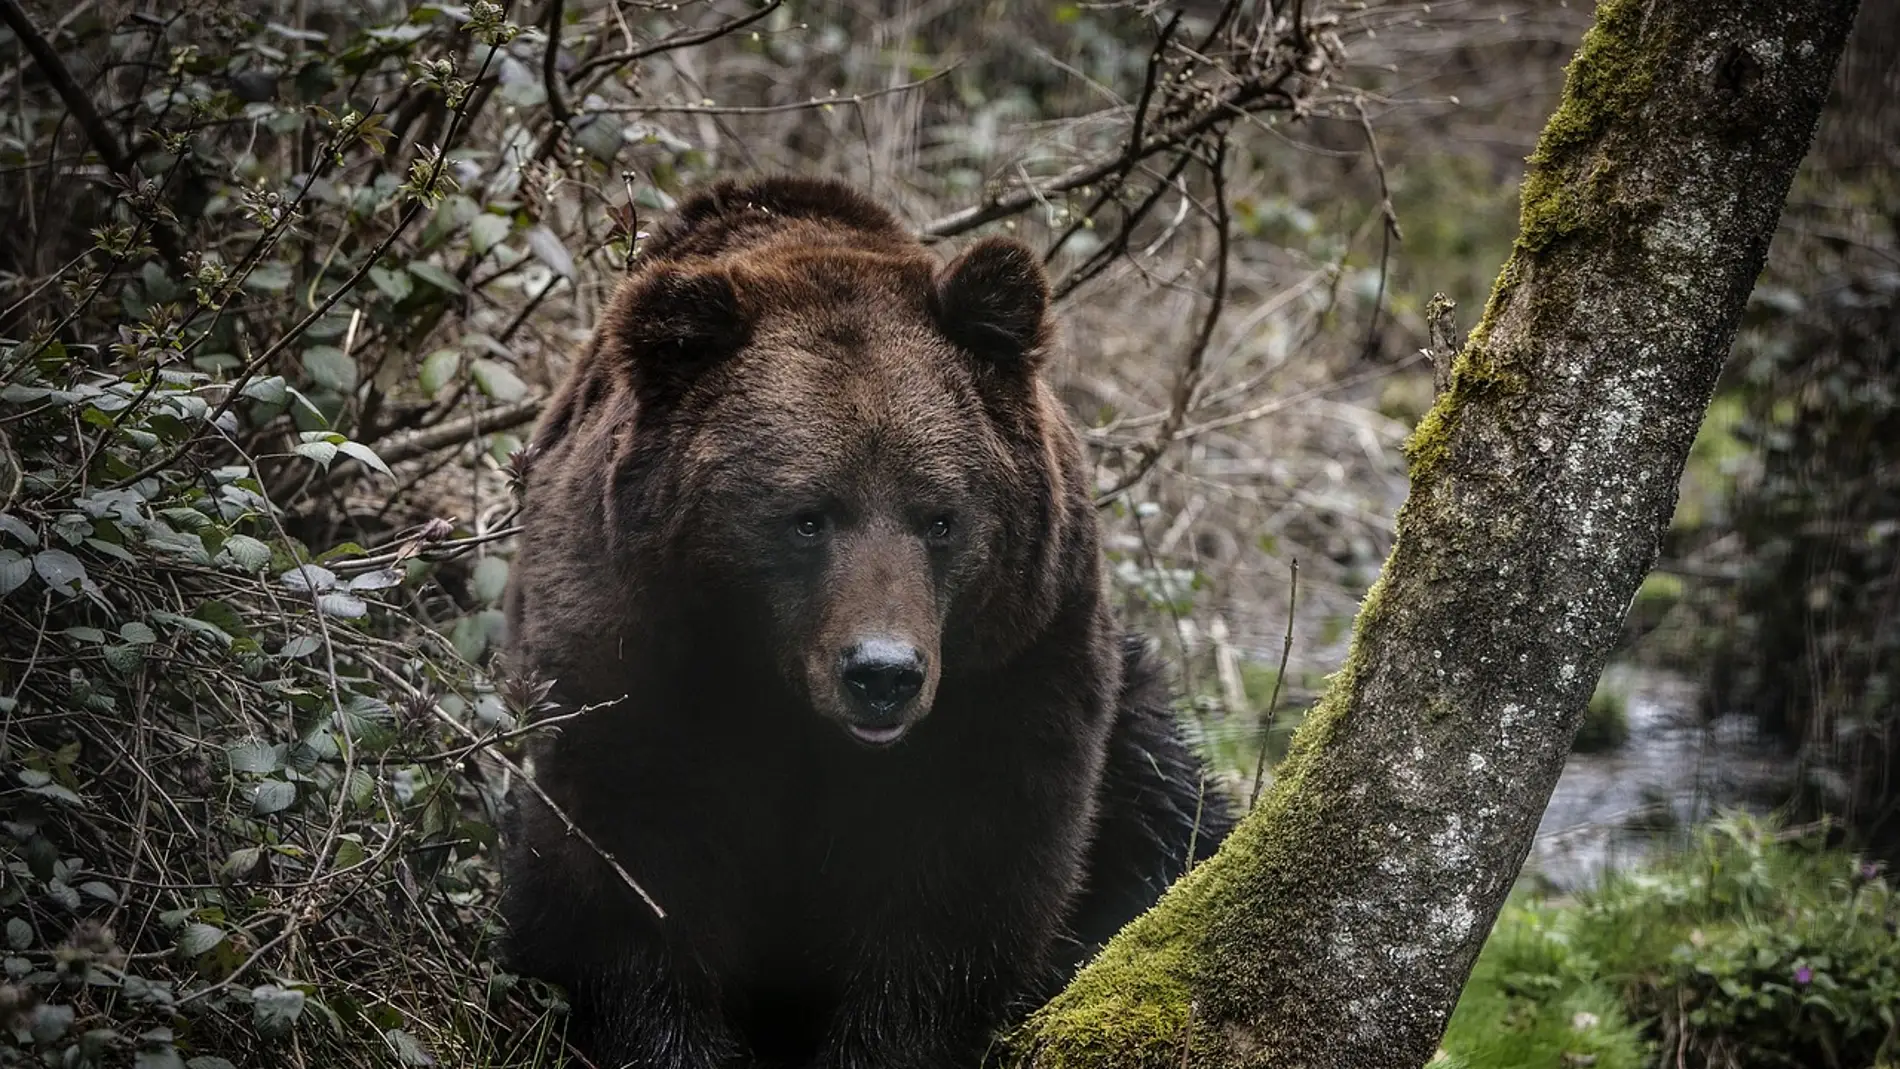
[846,722,908,747]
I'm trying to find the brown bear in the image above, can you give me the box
[498,174,1231,1069]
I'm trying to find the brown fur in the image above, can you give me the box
[499,175,1229,1069]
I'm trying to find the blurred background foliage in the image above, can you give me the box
[0,0,1894,1065]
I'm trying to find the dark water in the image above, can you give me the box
[1196,665,1797,893]
[1525,667,1794,891]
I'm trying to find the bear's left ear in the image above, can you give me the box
[933,236,1052,370]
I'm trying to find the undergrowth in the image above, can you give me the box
[1440,815,1900,1069]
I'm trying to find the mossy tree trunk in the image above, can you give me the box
[1005,2,1863,1067]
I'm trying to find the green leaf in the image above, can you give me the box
[470,556,511,604]
[338,440,392,476]
[222,534,273,572]
[103,643,143,674]
[251,984,306,1037]
[137,1048,188,1069]
[220,846,263,880]
[0,549,29,596]
[194,600,248,639]
[120,621,158,645]
[345,770,377,810]
[525,224,575,278]
[188,1057,240,1069]
[243,262,294,291]
[227,739,283,775]
[85,537,137,564]
[0,513,38,546]
[6,918,31,950]
[470,358,527,402]
[280,635,321,659]
[241,375,289,405]
[79,881,118,904]
[252,780,297,815]
[30,1003,74,1044]
[418,349,460,396]
[177,923,226,957]
[469,212,511,255]
[384,1027,437,1066]
[33,548,88,595]
[335,837,368,869]
[295,440,339,467]
[45,879,81,910]
[318,592,369,619]
[408,260,463,294]
[368,265,415,302]
[349,568,403,592]
[280,564,337,593]
[302,346,358,392]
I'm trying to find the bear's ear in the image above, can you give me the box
[933,236,1051,369]
[616,266,751,404]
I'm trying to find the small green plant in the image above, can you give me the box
[1446,815,1900,1069]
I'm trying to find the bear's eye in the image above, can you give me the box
[924,516,954,542]
[791,513,828,542]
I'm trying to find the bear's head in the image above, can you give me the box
[556,181,1093,749]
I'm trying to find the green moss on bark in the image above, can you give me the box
[1004,573,1392,1068]
[1403,0,1672,479]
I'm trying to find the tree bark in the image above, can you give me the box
[1003,1,1863,1067]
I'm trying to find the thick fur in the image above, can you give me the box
[498,175,1232,1069]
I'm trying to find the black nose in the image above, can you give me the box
[841,640,925,719]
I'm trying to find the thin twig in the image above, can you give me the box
[0,0,185,270]
[393,666,666,919]
[585,64,956,116]
[542,0,571,127]
[1095,135,1232,507]
[1249,559,1300,810]
[567,0,785,87]
[1354,97,1402,363]
[408,702,598,765]
[920,22,1314,242]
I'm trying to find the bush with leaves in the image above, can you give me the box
[0,0,1382,1062]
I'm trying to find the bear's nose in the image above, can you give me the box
[840,639,925,719]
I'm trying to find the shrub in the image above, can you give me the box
[0,0,1354,1063]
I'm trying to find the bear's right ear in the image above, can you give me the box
[932,236,1052,371]
[614,266,751,405]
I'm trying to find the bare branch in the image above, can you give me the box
[369,399,544,468]
[567,0,785,88]
[1094,136,1232,507]
[585,65,957,116]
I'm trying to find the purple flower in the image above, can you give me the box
[1861,861,1882,881]
[1794,965,1813,986]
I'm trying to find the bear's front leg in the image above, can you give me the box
[554,954,745,1069]
[807,947,1031,1069]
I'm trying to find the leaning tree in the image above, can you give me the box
[1001,1,1865,1066]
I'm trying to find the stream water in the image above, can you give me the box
[1197,665,1798,893]
[1524,666,1794,891]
